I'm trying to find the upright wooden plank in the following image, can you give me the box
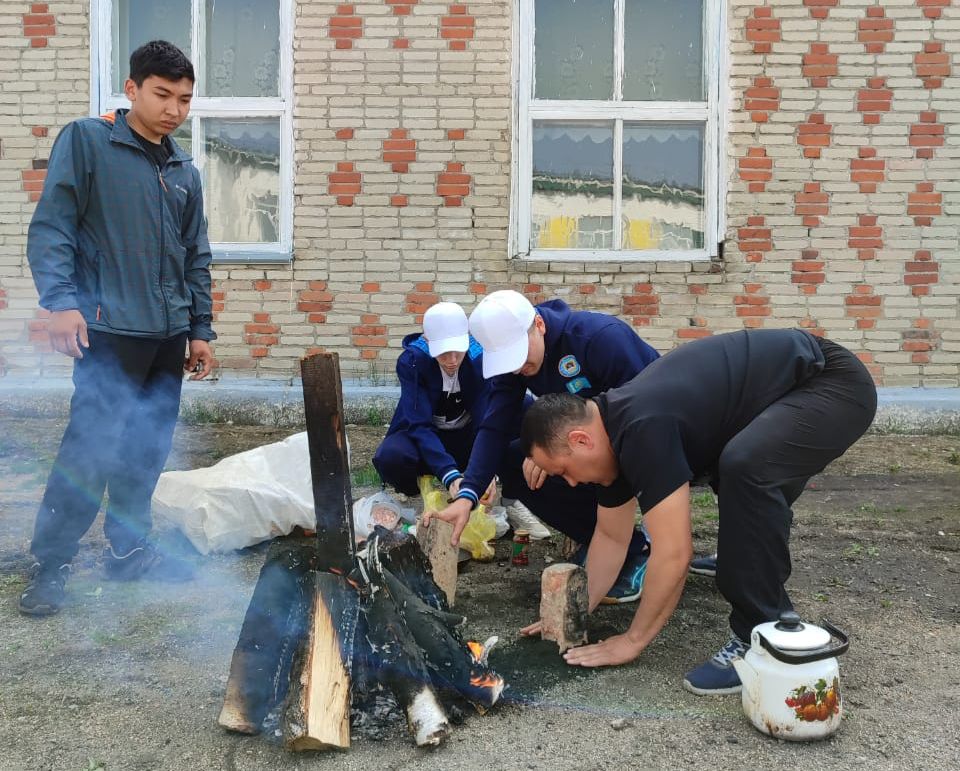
[301,352,355,573]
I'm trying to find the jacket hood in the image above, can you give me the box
[535,298,573,349]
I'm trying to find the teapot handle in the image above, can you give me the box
[757,618,849,664]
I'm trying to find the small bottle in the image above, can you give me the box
[511,529,530,566]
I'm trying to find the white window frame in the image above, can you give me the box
[511,0,726,263]
[90,0,294,264]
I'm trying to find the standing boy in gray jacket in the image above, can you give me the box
[19,41,216,616]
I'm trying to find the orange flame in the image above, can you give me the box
[466,640,484,662]
[469,673,503,689]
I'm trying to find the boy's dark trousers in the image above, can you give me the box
[373,427,476,497]
[30,330,187,567]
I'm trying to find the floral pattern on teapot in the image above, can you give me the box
[785,676,841,722]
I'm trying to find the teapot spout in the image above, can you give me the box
[732,655,756,691]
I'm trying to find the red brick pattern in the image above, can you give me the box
[902,318,939,364]
[915,41,949,89]
[904,251,939,298]
[803,0,837,20]
[23,4,55,48]
[803,43,837,87]
[908,182,941,227]
[792,250,825,295]
[298,281,334,325]
[848,215,882,262]
[330,4,362,50]
[352,312,387,359]
[383,128,416,173]
[436,162,471,206]
[245,310,280,358]
[386,0,417,14]
[745,6,780,55]
[738,216,772,263]
[745,76,779,124]
[738,148,772,193]
[911,111,944,159]
[734,283,771,328]
[794,183,828,228]
[858,6,893,54]
[857,78,891,125]
[621,283,659,327]
[851,147,884,193]
[845,285,881,331]
[329,162,361,206]
[441,4,475,51]
[405,283,439,315]
[798,113,831,159]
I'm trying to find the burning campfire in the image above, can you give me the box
[217,353,505,749]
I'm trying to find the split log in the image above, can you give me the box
[282,571,360,750]
[369,526,450,613]
[416,517,458,607]
[218,540,317,734]
[539,563,589,654]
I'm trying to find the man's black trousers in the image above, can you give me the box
[31,330,187,566]
[716,337,877,641]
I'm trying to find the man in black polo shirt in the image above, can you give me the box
[518,329,876,695]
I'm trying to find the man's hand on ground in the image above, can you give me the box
[563,633,644,668]
[48,310,88,358]
[185,340,214,380]
[522,457,549,490]
[422,497,472,547]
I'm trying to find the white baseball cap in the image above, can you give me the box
[469,290,536,378]
[422,301,469,357]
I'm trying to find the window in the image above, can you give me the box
[91,0,293,262]
[513,0,724,261]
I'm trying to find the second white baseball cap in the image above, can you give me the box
[469,290,536,378]
[422,301,469,357]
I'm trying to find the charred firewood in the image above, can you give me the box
[365,534,504,712]
[218,539,317,734]
[362,582,451,746]
[366,526,450,612]
[281,571,361,750]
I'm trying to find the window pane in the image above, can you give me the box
[205,0,280,97]
[623,0,704,101]
[621,124,704,250]
[202,119,280,243]
[531,122,613,250]
[171,121,191,157]
[534,0,614,101]
[112,0,190,93]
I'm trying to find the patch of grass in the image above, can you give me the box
[0,574,26,589]
[365,405,388,425]
[690,491,715,509]
[85,759,106,771]
[843,543,880,559]
[351,463,381,487]
[888,463,902,473]
[948,451,959,466]
[813,592,829,603]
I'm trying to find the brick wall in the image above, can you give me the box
[1,0,957,385]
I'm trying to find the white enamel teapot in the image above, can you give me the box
[732,611,849,741]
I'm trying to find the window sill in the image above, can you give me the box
[212,250,292,264]
[516,248,715,263]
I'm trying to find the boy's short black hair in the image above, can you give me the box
[129,40,195,86]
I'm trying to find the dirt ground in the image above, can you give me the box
[0,417,958,771]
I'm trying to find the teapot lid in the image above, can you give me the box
[755,611,831,651]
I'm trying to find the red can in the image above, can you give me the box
[511,529,530,566]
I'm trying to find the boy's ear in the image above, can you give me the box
[123,79,138,103]
[568,428,593,451]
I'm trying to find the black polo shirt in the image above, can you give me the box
[595,329,825,512]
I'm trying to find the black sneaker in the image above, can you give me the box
[18,563,70,616]
[104,542,194,582]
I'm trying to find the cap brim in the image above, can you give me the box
[427,333,469,357]
[481,335,530,378]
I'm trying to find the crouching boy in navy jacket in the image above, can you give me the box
[374,302,493,499]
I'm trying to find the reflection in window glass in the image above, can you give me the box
[534,0,614,100]
[112,0,190,93]
[206,0,280,97]
[623,0,704,101]
[621,124,704,250]
[531,123,613,250]
[171,121,191,157]
[203,119,280,243]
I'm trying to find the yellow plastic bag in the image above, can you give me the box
[419,476,496,561]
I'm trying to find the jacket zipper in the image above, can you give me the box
[157,164,169,337]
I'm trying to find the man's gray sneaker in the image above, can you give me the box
[18,563,70,616]
[104,542,194,582]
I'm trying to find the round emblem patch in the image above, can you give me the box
[558,354,581,378]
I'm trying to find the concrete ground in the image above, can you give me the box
[0,384,958,770]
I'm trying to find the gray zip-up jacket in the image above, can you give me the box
[27,109,216,341]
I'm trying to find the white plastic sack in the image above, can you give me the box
[153,431,318,554]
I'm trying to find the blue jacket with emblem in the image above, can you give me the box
[384,332,490,487]
[457,299,660,504]
[27,109,215,341]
